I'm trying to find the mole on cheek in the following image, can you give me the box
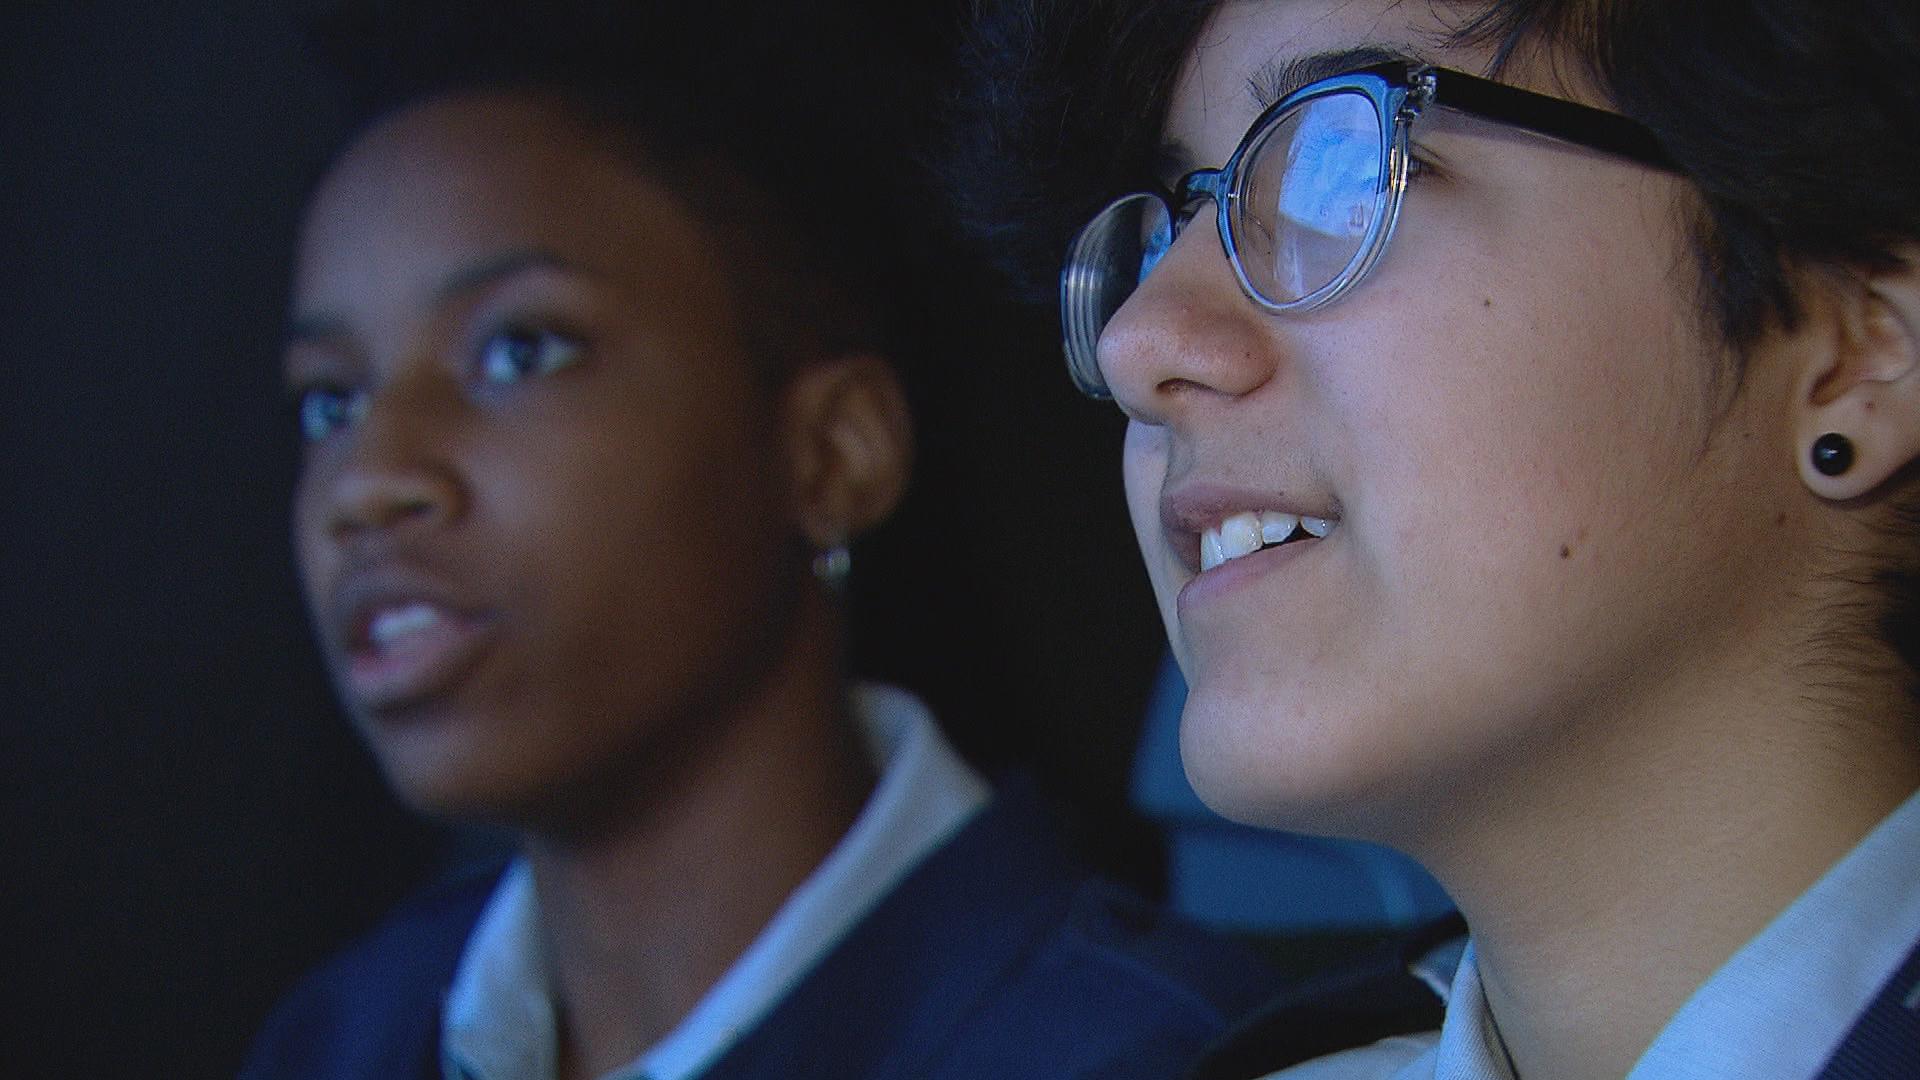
[1559,545,1572,560]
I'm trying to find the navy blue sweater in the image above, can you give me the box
[240,783,1287,1080]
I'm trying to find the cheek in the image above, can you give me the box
[1347,339,1675,622]
[1334,295,1730,724]
[459,431,795,797]
[1123,421,1169,571]
[1122,422,1164,540]
[1123,420,1187,656]
[1297,250,1717,704]
[289,469,334,600]
[1344,224,1707,518]
[509,409,789,644]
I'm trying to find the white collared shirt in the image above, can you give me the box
[1268,788,1920,1080]
[440,683,991,1080]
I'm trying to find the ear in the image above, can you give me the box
[1795,250,1920,500]
[779,353,914,548]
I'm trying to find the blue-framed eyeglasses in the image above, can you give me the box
[1059,61,1678,399]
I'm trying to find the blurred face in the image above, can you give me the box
[1106,1,1801,836]
[287,92,799,823]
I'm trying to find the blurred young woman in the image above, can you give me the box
[946,1,1920,1076]
[237,4,1283,1078]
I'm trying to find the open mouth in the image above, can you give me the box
[339,596,495,712]
[1200,510,1335,572]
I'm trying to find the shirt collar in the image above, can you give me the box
[443,863,551,1080]
[441,683,990,1080]
[1414,941,1510,1080]
[1627,786,1920,1078]
[1418,788,1920,1080]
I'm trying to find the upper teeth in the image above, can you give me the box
[368,602,442,648]
[1200,511,1334,571]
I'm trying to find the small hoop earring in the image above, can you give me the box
[812,544,851,590]
[1812,432,1855,477]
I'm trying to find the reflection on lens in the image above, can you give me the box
[1138,202,1174,283]
[1236,91,1382,304]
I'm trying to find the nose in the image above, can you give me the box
[329,462,460,539]
[314,387,466,543]
[1095,217,1280,424]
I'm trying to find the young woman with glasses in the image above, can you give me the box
[946,1,1920,1076]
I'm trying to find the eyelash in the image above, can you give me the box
[288,322,589,444]
[1404,140,1446,183]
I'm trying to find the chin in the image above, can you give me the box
[1177,679,1422,841]
[364,730,545,825]
[380,763,514,823]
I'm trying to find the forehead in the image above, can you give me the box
[1166,0,1496,162]
[295,91,713,313]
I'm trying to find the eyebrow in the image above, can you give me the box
[1154,44,1434,179]
[1248,44,1433,110]
[283,248,581,346]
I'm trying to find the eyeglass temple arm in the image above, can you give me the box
[1422,67,1679,173]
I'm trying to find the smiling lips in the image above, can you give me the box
[1199,510,1336,572]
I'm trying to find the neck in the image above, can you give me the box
[523,604,876,1080]
[1413,662,1920,1080]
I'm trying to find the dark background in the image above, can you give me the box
[4,4,1166,1075]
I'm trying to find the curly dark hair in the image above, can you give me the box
[941,0,1213,308]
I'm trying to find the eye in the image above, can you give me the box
[477,325,585,384]
[292,384,366,443]
[1402,133,1453,185]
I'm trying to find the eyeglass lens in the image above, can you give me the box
[1065,87,1388,396]
[1063,193,1171,395]
[1236,90,1384,305]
